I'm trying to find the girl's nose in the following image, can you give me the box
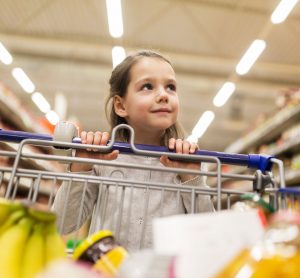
[156,88,168,102]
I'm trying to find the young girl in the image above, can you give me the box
[53,50,214,251]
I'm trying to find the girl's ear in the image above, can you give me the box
[114,96,128,118]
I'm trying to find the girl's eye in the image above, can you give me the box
[141,83,153,91]
[167,84,176,92]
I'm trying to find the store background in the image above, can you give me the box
[0,0,299,152]
[0,2,300,277]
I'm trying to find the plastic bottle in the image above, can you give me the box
[231,193,275,221]
[72,230,128,277]
[215,211,300,277]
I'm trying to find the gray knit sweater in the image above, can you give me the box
[52,154,214,251]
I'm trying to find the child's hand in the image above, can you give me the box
[160,138,200,183]
[70,131,119,172]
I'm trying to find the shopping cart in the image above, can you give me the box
[0,123,291,250]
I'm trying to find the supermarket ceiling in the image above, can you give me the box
[0,0,300,151]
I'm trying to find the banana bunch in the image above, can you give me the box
[0,198,67,278]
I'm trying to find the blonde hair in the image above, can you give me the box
[105,50,184,145]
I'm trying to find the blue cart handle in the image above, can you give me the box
[0,128,274,171]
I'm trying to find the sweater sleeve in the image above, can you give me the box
[52,168,99,234]
[178,163,215,213]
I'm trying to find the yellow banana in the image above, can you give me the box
[21,223,45,278]
[0,217,33,278]
[0,208,26,235]
[27,206,56,223]
[45,221,67,264]
[0,198,23,223]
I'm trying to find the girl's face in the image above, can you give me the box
[115,57,179,138]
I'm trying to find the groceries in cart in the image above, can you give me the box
[231,193,276,220]
[0,198,66,278]
[72,230,128,277]
[215,210,300,278]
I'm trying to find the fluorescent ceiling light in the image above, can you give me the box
[186,134,198,143]
[0,42,13,65]
[11,67,35,93]
[190,111,215,140]
[106,0,124,38]
[31,92,51,113]
[112,46,126,68]
[235,40,266,75]
[213,82,236,107]
[46,110,59,125]
[271,0,299,24]
[55,92,67,120]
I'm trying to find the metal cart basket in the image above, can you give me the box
[0,123,294,250]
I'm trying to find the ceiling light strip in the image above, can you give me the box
[11,67,35,93]
[195,1,297,139]
[271,0,299,24]
[235,39,266,75]
[31,92,51,113]
[213,82,236,107]
[188,111,215,142]
[112,46,126,68]
[46,110,59,125]
[0,42,13,65]
[106,0,124,38]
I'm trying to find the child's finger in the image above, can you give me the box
[104,150,119,160]
[175,139,183,154]
[100,132,110,145]
[93,131,102,145]
[182,140,190,154]
[92,131,102,152]
[86,131,95,145]
[160,155,169,166]
[189,143,199,154]
[168,138,176,150]
[80,131,87,144]
[86,131,96,151]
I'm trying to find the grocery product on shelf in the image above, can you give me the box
[215,210,300,277]
[226,92,300,154]
[225,88,300,187]
[276,88,300,109]
[291,153,300,171]
[278,187,300,212]
[0,81,64,201]
[0,82,51,134]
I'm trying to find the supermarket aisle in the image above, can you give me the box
[0,1,300,277]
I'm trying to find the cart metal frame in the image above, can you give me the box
[0,124,293,248]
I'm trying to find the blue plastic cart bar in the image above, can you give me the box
[278,187,300,195]
[0,128,274,171]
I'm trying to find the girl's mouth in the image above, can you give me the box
[152,108,171,113]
